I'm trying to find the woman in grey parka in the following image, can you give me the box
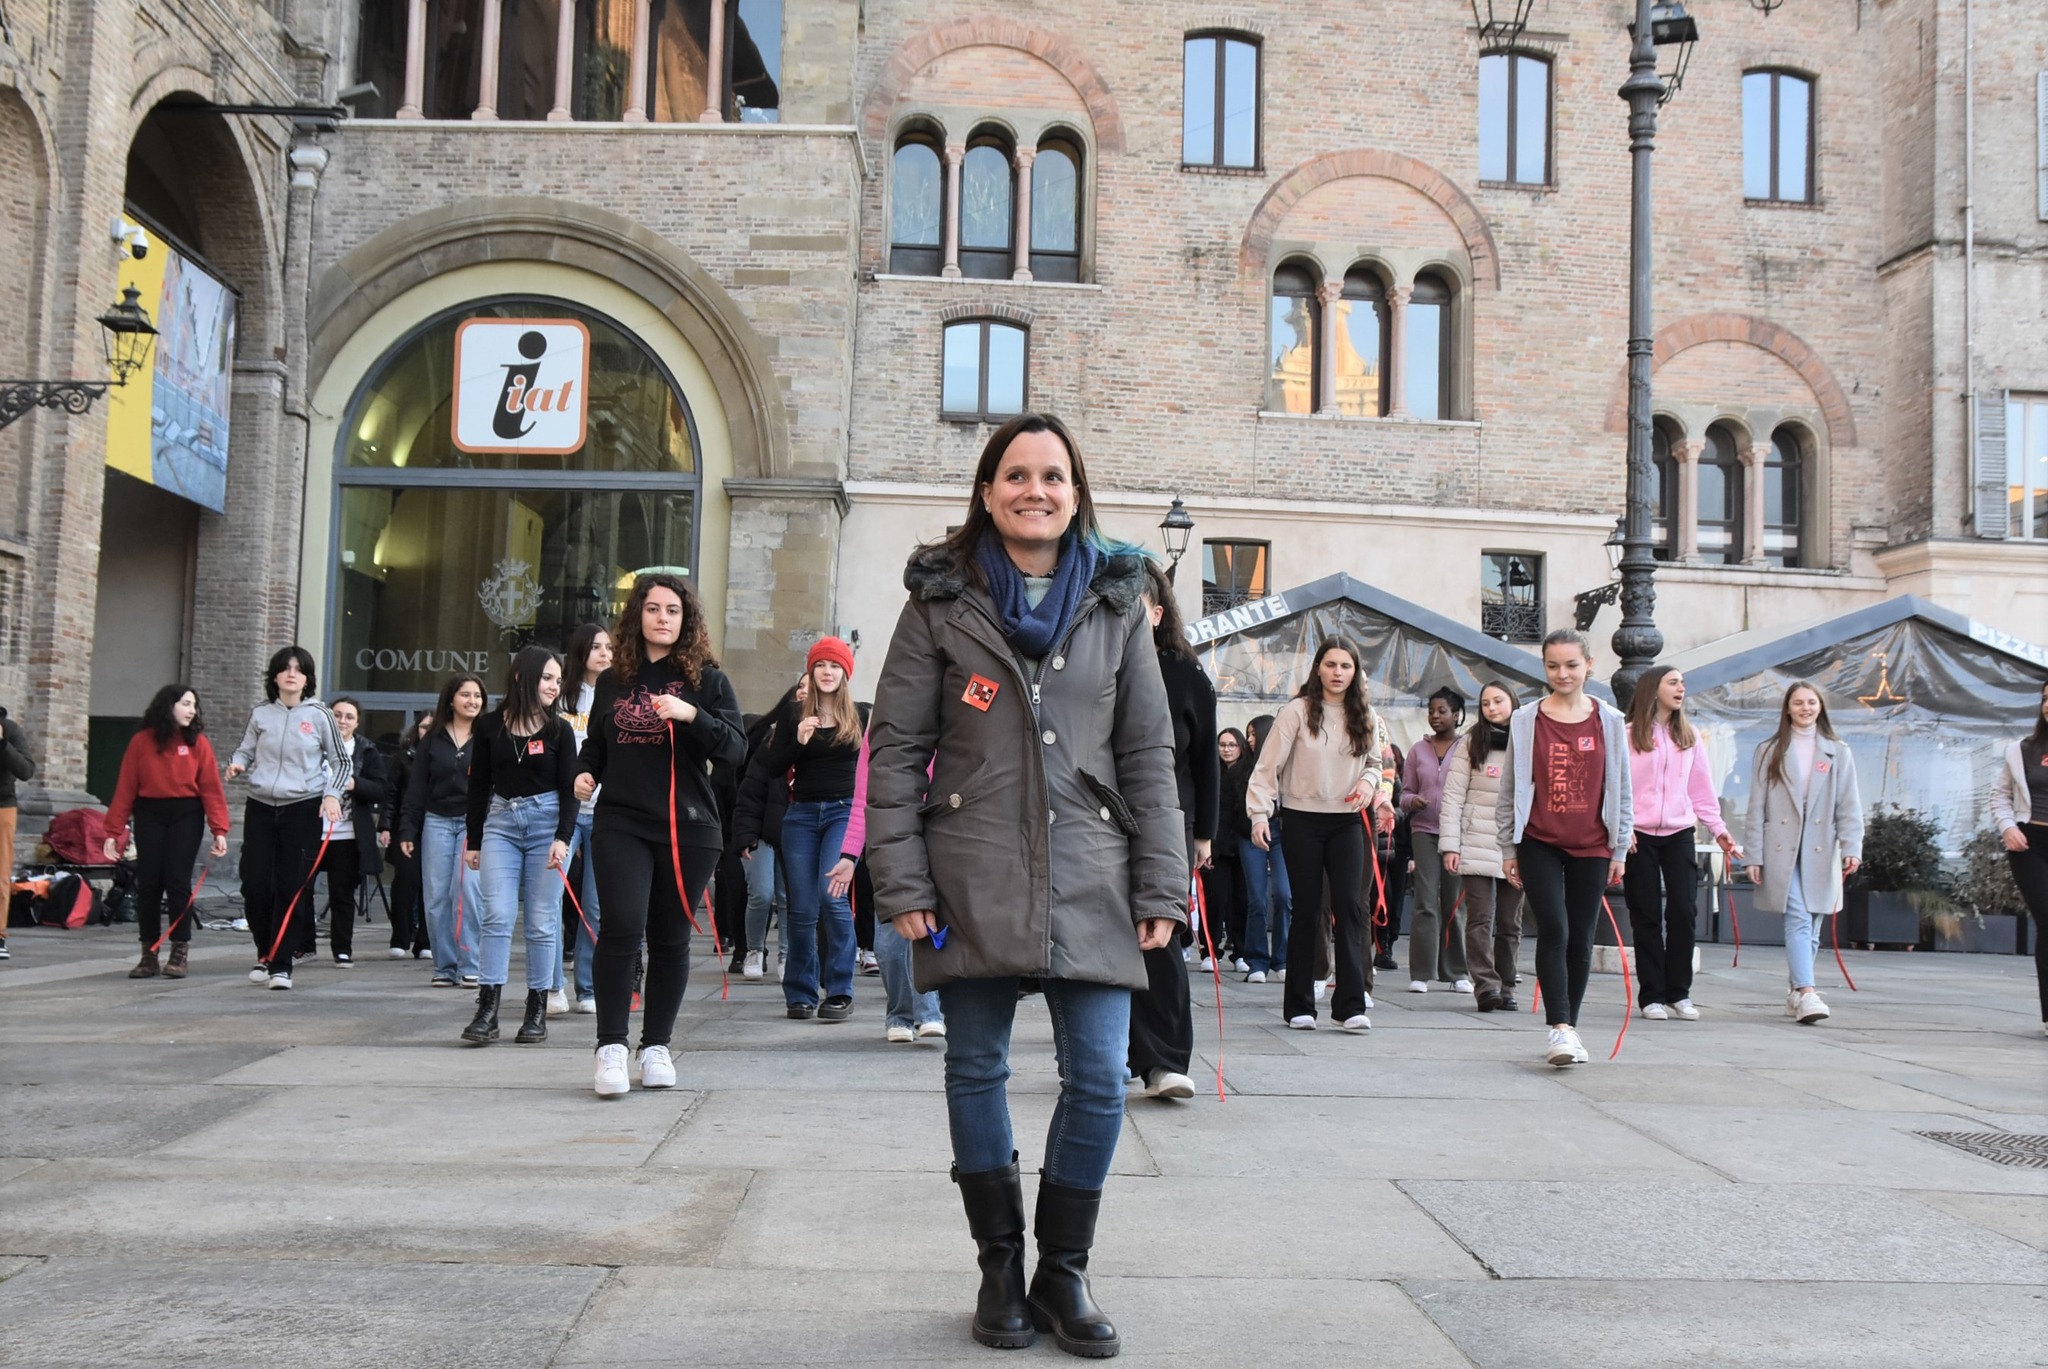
[866,412,1186,1359]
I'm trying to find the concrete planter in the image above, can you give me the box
[1931,915,2022,955]
[1841,886,1921,947]
[1713,885,1785,947]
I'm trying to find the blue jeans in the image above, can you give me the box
[876,916,942,1029]
[561,810,603,998]
[1783,858,1821,990]
[478,794,563,991]
[420,812,481,982]
[742,843,786,960]
[938,977,1131,1189]
[1239,834,1293,972]
[779,799,856,1007]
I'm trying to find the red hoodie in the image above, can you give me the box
[105,732,231,838]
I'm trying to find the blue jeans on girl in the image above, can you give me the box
[420,811,481,983]
[1239,832,1293,973]
[1783,857,1822,990]
[779,798,856,1008]
[876,914,942,1030]
[560,809,603,999]
[477,793,563,991]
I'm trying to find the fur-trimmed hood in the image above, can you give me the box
[902,542,1147,616]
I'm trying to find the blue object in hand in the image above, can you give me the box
[930,926,948,950]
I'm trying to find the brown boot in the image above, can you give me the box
[129,948,160,978]
[163,942,189,979]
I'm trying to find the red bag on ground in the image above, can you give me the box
[41,808,108,865]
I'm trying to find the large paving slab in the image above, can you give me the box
[0,1083,273,1159]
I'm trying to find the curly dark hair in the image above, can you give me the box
[141,683,204,748]
[1293,636,1374,757]
[262,645,317,702]
[612,572,717,689]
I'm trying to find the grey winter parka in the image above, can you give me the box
[865,545,1189,993]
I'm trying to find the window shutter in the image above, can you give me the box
[1975,390,2009,540]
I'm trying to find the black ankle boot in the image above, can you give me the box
[1026,1174,1118,1358]
[953,1155,1034,1349]
[515,989,548,1043]
[461,985,501,1043]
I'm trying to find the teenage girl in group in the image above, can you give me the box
[575,573,746,1098]
[310,696,386,967]
[1438,681,1521,1012]
[1496,629,1632,1067]
[556,624,614,1013]
[462,645,579,1046]
[1991,679,2048,1035]
[1246,636,1383,1033]
[1210,727,1251,968]
[105,684,231,980]
[398,673,486,989]
[1743,682,1863,1026]
[1623,665,1740,1022]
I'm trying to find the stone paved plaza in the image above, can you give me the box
[0,923,2043,1368]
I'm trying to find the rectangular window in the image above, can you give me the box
[1182,34,1259,169]
[941,320,1028,422]
[1405,298,1444,420]
[1743,69,1815,203]
[2009,394,2048,540]
[1480,553,1543,643]
[1201,540,1269,617]
[1479,53,1550,186]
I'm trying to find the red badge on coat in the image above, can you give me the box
[176,746,190,757]
[299,721,315,735]
[962,675,1000,712]
[1576,735,1595,752]
[1485,764,1501,778]
[527,738,546,756]
[1816,760,1830,773]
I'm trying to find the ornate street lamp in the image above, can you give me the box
[1469,0,1537,49]
[0,286,159,431]
[1159,495,1195,577]
[1649,1,1700,104]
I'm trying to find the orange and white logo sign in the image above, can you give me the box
[452,318,591,455]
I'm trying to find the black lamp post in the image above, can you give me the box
[0,285,159,431]
[1159,495,1195,580]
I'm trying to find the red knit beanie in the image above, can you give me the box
[806,636,855,678]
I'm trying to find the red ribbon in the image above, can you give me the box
[667,720,727,1001]
[1600,896,1632,1060]
[264,832,333,966]
[1830,910,1859,991]
[1725,874,1742,967]
[148,864,211,955]
[1191,870,1227,1102]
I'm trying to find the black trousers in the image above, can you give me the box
[1200,859,1243,960]
[1624,829,1698,1008]
[386,844,429,952]
[1518,838,1610,1028]
[2008,830,2048,1022]
[1281,810,1369,1021]
[242,797,323,974]
[313,838,362,957]
[591,825,719,1050]
[132,797,205,947]
[714,847,748,953]
[1130,833,1198,1077]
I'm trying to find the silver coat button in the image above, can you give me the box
[1098,806,1111,821]
[1051,655,1066,670]
[1048,810,1057,824]
[1042,729,1056,745]
[948,794,962,808]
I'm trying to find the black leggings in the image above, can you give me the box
[1280,810,1369,1021]
[1623,829,1698,1008]
[1517,838,1611,1028]
[132,797,205,946]
[591,826,720,1050]
[2008,832,2048,1022]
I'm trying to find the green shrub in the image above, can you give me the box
[1859,806,1942,893]
[1954,829,2028,920]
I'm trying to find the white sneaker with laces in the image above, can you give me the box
[1145,1068,1196,1100]
[885,1025,914,1043]
[1199,956,1215,972]
[1793,990,1830,1025]
[268,973,293,991]
[594,1044,630,1098]
[1567,1027,1590,1063]
[1341,1014,1371,1032]
[1232,958,1250,973]
[916,1021,946,1040]
[1286,1014,1317,1030]
[574,995,596,1014]
[1408,980,1429,993]
[1672,999,1700,1020]
[1453,978,1474,994]
[1245,969,1266,984]
[249,965,271,985]
[742,950,764,980]
[1642,1002,1670,1020]
[1312,980,1325,1002]
[1785,990,1802,1019]
[1545,1027,1577,1066]
[387,947,408,959]
[639,1044,677,1088]
[546,990,569,1017]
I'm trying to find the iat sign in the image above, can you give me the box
[451,318,592,455]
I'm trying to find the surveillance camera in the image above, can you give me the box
[110,216,149,260]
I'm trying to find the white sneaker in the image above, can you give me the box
[1453,978,1474,994]
[1642,1002,1670,1020]
[1312,980,1325,1002]
[1199,956,1215,972]
[916,1021,946,1040]
[1793,990,1830,1025]
[231,917,249,932]
[387,947,408,959]
[1361,991,1374,1010]
[1286,1015,1317,1030]
[249,965,271,985]
[1145,1068,1196,1100]
[742,951,764,980]
[546,990,569,1017]
[1672,999,1699,1020]
[1232,958,1250,973]
[1785,990,1802,1019]
[1545,1026,1583,1067]
[573,996,596,1014]
[594,1044,630,1098]
[638,1044,677,1088]
[1567,1027,1590,1063]
[1245,969,1266,984]
[1341,1014,1371,1032]
[1408,980,1429,993]
[1273,968,1286,982]
[267,973,292,991]
[885,1025,915,1044]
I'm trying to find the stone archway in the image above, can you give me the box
[861,15,1127,154]
[1240,148,1501,288]
[1602,311,1857,449]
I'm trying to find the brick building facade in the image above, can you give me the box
[2,0,2044,807]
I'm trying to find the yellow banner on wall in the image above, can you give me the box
[103,240,237,512]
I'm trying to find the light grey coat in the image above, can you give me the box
[1990,739,2041,832]
[1495,699,1634,857]
[1742,733,1864,916]
[1439,734,1509,879]
[864,546,1188,993]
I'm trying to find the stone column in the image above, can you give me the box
[397,0,428,117]
[623,0,651,121]
[941,143,964,279]
[1742,441,1770,565]
[1315,280,1343,416]
[548,0,575,120]
[721,478,849,706]
[1011,146,1036,281]
[473,0,503,118]
[699,0,725,121]
[1386,284,1413,418]
[1673,437,1702,562]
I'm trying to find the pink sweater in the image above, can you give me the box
[1628,725,1729,839]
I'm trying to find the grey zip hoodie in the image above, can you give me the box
[230,699,352,807]
[1494,697,1633,857]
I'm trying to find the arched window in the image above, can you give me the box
[941,319,1027,421]
[1334,266,1388,418]
[1030,138,1082,283]
[958,135,1015,280]
[890,135,944,276]
[1406,271,1453,421]
[1743,69,1814,203]
[1651,420,1679,561]
[1267,261,1320,415]
[1763,425,1805,567]
[1478,51,1551,186]
[1698,424,1746,564]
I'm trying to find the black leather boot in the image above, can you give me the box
[952,1155,1034,1349]
[515,989,548,1043]
[461,985,501,1043]
[1026,1174,1119,1358]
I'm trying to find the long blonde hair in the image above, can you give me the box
[806,660,863,748]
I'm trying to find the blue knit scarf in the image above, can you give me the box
[975,530,1101,659]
